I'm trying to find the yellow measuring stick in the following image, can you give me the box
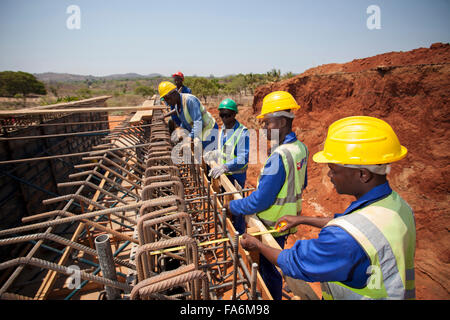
[149,222,287,256]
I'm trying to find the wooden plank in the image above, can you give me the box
[208,160,319,300]
[0,106,166,117]
[285,276,320,300]
[204,170,273,300]
[129,110,154,125]
[25,96,112,110]
[129,99,156,125]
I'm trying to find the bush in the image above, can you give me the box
[135,85,155,97]
[0,71,47,97]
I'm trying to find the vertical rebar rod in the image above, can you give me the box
[250,263,258,300]
[213,192,218,239]
[206,180,211,234]
[221,208,228,277]
[231,231,239,300]
[94,234,121,300]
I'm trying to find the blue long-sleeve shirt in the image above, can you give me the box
[175,93,205,140]
[220,120,250,187]
[277,182,394,289]
[168,86,192,126]
[229,132,306,216]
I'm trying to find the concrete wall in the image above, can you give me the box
[0,100,110,261]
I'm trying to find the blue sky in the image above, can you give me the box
[0,0,449,77]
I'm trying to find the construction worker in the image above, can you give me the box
[163,72,192,130]
[207,98,250,234]
[240,116,416,300]
[158,81,218,151]
[225,91,309,300]
[172,71,192,94]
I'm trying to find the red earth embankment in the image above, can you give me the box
[247,43,449,299]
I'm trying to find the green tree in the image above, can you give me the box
[185,77,220,103]
[135,85,155,98]
[266,68,281,82]
[0,71,47,97]
[282,71,295,80]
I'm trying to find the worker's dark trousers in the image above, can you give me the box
[259,234,287,300]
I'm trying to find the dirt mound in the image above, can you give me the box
[248,43,450,299]
[302,42,450,75]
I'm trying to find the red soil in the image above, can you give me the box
[232,43,449,300]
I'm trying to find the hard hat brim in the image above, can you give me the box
[160,88,176,99]
[313,146,408,164]
[218,106,238,114]
[312,151,339,164]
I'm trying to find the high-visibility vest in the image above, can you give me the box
[256,140,308,237]
[321,191,416,300]
[218,123,248,175]
[178,94,216,141]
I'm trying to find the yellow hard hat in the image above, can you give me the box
[256,91,300,119]
[158,81,177,98]
[313,116,407,165]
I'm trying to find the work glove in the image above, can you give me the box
[171,128,187,144]
[208,164,229,179]
[203,150,220,165]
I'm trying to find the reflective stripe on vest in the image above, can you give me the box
[179,94,216,141]
[256,140,308,237]
[218,123,248,175]
[322,192,416,300]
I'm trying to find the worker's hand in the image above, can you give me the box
[223,202,233,219]
[240,233,261,252]
[208,164,228,179]
[275,215,302,232]
[171,129,187,144]
[203,150,220,165]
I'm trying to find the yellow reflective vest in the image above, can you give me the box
[257,140,308,237]
[321,191,416,300]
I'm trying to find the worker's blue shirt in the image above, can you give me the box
[176,93,205,139]
[175,93,218,150]
[220,120,250,187]
[168,86,192,126]
[229,132,307,216]
[180,85,192,94]
[277,182,393,289]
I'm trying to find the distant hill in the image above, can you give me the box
[34,72,163,82]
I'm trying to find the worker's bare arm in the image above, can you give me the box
[162,109,177,118]
[276,215,332,231]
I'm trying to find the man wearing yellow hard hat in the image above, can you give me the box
[225,91,309,300]
[158,81,218,151]
[240,116,416,300]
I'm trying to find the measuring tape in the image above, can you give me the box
[149,222,287,255]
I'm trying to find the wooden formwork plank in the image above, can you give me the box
[129,111,153,125]
[208,161,319,300]
[0,106,166,117]
[203,170,273,300]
